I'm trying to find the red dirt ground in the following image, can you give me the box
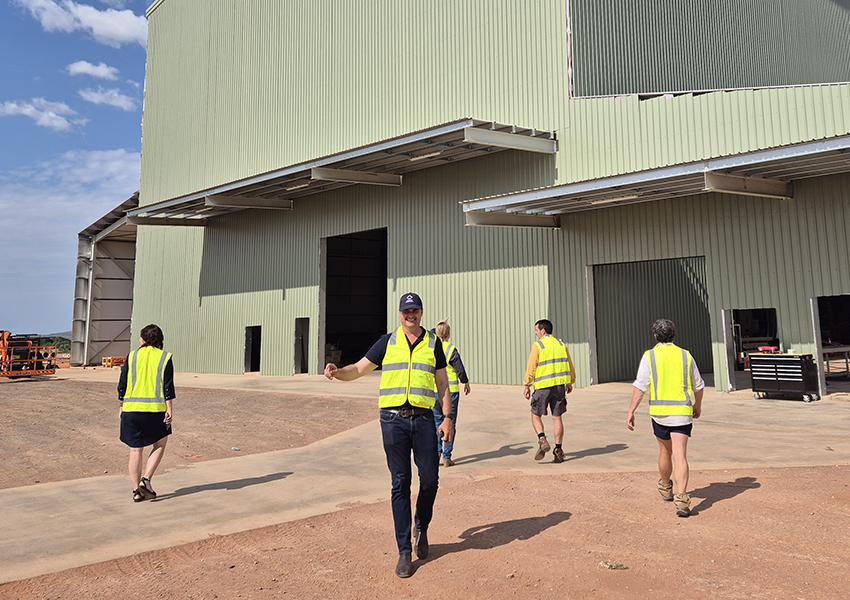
[1,378,848,599]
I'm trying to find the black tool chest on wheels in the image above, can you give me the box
[749,353,819,402]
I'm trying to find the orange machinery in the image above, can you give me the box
[0,330,58,378]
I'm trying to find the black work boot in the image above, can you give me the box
[414,528,429,560]
[396,552,413,578]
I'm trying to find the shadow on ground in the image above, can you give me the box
[154,472,292,500]
[562,443,628,462]
[429,511,571,559]
[454,443,533,465]
[690,476,760,514]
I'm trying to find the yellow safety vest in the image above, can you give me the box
[533,335,570,389]
[379,327,437,408]
[443,340,459,393]
[122,346,171,413]
[646,343,694,417]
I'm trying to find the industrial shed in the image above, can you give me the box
[121,0,850,394]
[72,193,138,367]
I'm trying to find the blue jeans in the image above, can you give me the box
[379,410,440,554]
[432,391,460,460]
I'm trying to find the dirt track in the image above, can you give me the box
[1,377,848,599]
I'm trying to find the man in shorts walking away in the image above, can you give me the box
[523,319,575,463]
[626,318,705,517]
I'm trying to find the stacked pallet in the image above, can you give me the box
[101,356,126,368]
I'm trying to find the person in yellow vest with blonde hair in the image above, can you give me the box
[523,319,575,463]
[431,319,471,467]
[118,324,174,503]
[626,319,705,517]
[324,293,453,578]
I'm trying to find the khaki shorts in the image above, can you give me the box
[531,384,567,417]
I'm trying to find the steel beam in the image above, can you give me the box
[127,216,208,227]
[463,127,557,154]
[205,195,294,210]
[310,167,402,186]
[465,210,560,228]
[703,171,793,199]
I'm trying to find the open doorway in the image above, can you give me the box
[723,308,779,391]
[294,318,309,374]
[244,325,261,373]
[816,294,850,393]
[323,229,387,367]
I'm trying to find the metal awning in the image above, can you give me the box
[463,134,850,227]
[127,118,557,225]
[79,192,139,242]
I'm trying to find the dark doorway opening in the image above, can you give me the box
[244,326,261,373]
[731,308,779,369]
[325,229,387,367]
[818,294,850,382]
[294,318,309,374]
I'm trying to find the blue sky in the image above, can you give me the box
[0,0,147,335]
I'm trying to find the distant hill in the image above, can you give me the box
[45,331,72,340]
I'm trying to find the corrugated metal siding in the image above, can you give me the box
[562,85,850,183]
[132,151,850,389]
[141,1,850,204]
[140,0,570,206]
[569,0,850,97]
[593,257,712,383]
[135,0,850,389]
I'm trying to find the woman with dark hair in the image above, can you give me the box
[118,324,175,502]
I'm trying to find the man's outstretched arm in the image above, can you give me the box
[324,357,378,381]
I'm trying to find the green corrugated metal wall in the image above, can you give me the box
[569,0,850,97]
[593,257,713,383]
[134,0,850,389]
[141,0,850,207]
[132,152,850,389]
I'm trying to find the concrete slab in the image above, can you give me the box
[1,370,848,583]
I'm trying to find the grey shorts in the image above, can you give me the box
[531,385,567,417]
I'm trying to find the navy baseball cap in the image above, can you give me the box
[399,292,423,311]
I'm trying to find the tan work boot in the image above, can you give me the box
[674,492,691,517]
[657,478,674,501]
[553,447,565,463]
[534,437,551,461]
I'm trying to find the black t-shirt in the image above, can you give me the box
[365,326,447,370]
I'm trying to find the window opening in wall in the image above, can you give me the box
[294,318,309,374]
[244,325,261,373]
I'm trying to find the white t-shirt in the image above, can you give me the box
[633,343,705,426]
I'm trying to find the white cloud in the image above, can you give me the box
[67,60,119,80]
[0,149,141,333]
[79,86,137,111]
[13,0,147,48]
[0,97,87,131]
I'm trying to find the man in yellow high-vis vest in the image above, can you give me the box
[324,293,453,578]
[523,319,575,463]
[626,319,705,517]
